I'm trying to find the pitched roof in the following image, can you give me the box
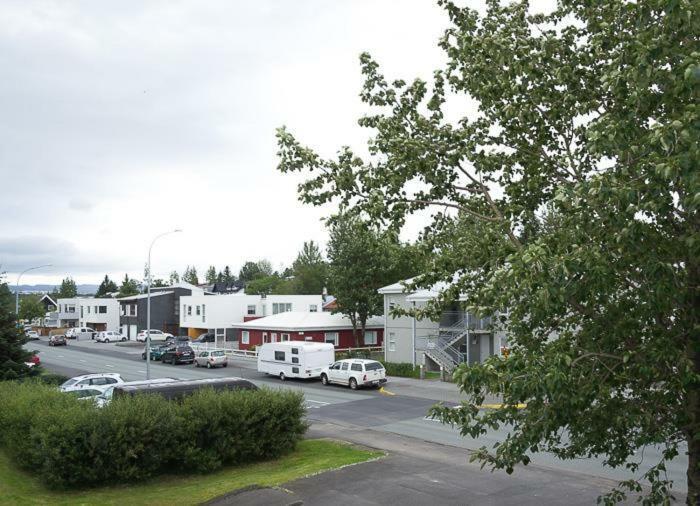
[235,311,384,331]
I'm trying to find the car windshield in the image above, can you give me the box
[212,351,225,357]
[61,378,79,387]
[364,362,384,371]
[102,386,115,400]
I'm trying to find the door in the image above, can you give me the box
[479,335,492,363]
[271,332,278,343]
[328,362,343,382]
[129,325,137,340]
[338,362,350,383]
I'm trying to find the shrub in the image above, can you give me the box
[0,382,307,488]
[380,361,419,378]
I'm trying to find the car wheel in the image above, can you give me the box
[349,378,358,390]
[321,374,329,385]
[121,337,126,342]
[172,358,178,365]
[195,361,199,367]
[206,362,212,369]
[105,339,110,343]
[223,363,228,368]
[279,372,286,381]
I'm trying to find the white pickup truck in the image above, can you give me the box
[320,359,387,390]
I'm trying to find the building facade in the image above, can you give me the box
[379,279,506,372]
[234,311,384,350]
[56,297,120,332]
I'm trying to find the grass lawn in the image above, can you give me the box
[0,439,383,506]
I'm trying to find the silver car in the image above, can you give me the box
[194,349,228,369]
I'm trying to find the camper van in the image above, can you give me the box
[257,341,335,381]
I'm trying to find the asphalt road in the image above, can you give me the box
[30,338,688,495]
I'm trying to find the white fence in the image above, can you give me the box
[189,343,383,360]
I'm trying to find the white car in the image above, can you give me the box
[59,373,124,392]
[320,359,387,390]
[25,330,40,340]
[136,329,173,342]
[62,384,112,401]
[96,331,127,343]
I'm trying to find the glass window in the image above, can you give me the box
[351,363,362,372]
[331,362,341,370]
[292,367,299,374]
[247,305,256,315]
[281,333,290,342]
[291,347,299,355]
[212,351,225,357]
[364,331,377,345]
[196,306,201,316]
[274,351,285,361]
[341,363,349,371]
[187,306,192,316]
[324,332,339,345]
[99,306,107,314]
[309,304,318,312]
[365,362,384,371]
[241,331,249,344]
[292,357,299,364]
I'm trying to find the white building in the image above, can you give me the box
[56,297,120,332]
[179,293,324,344]
[379,279,506,372]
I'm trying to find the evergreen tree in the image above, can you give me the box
[291,240,327,294]
[117,274,140,297]
[95,275,118,298]
[55,277,77,298]
[182,266,199,285]
[168,271,180,285]
[0,273,36,380]
[205,265,217,284]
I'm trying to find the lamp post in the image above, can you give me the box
[15,265,52,321]
[146,229,182,379]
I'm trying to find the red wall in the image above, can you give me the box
[237,327,383,350]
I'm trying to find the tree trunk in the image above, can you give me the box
[350,314,359,348]
[359,318,366,348]
[686,261,700,505]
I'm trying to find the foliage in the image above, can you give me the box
[54,278,77,299]
[238,260,274,284]
[205,265,217,284]
[18,295,44,322]
[276,0,700,502]
[168,271,180,284]
[95,275,118,298]
[245,275,282,295]
[117,274,140,298]
[0,269,12,314]
[291,240,327,295]
[182,265,199,285]
[221,265,235,283]
[0,382,307,489]
[0,293,36,381]
[0,440,382,506]
[151,279,167,288]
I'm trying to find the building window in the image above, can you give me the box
[202,304,206,323]
[274,351,285,361]
[80,307,84,318]
[389,332,396,352]
[324,332,339,346]
[281,333,290,342]
[389,301,396,311]
[364,331,377,345]
[120,305,125,316]
[309,304,318,312]
[292,357,299,364]
[291,347,299,355]
[241,331,249,344]
[196,305,201,316]
[182,304,187,321]
[94,305,98,313]
[98,306,107,314]
[247,305,256,315]
[87,306,91,314]
[187,305,192,316]
[263,332,269,343]
[272,303,292,314]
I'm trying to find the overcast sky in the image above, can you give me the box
[0,1,556,287]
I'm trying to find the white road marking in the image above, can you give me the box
[105,364,114,368]
[138,370,146,373]
[58,355,64,358]
[306,399,329,409]
[79,359,86,363]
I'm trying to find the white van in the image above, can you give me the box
[257,341,335,381]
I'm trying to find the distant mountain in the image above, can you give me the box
[10,284,99,295]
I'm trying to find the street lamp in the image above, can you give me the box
[15,264,52,320]
[146,229,182,379]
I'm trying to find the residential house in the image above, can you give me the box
[39,294,59,327]
[379,279,506,372]
[179,293,324,345]
[56,297,120,332]
[234,311,384,350]
[118,282,205,339]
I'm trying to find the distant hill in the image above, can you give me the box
[10,284,99,295]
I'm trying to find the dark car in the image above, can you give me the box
[193,333,214,343]
[112,377,257,401]
[49,335,67,346]
[165,335,191,345]
[141,343,170,361]
[161,345,195,365]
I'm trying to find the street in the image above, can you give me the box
[30,338,689,500]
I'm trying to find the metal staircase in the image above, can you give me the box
[424,313,492,374]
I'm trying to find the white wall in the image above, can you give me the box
[78,298,120,331]
[383,292,439,365]
[180,294,324,330]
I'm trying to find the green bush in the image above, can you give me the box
[380,361,419,378]
[0,381,307,488]
[35,373,69,385]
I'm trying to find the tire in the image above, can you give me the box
[206,362,212,369]
[279,372,286,381]
[321,374,329,386]
[223,363,228,368]
[195,361,199,367]
[349,378,358,390]
[105,339,110,343]
[121,337,126,342]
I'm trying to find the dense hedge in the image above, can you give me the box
[380,361,419,378]
[0,381,307,488]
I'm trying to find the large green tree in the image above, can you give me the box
[238,260,274,284]
[54,277,77,298]
[276,0,699,502]
[0,274,36,380]
[182,266,199,285]
[117,274,140,298]
[95,275,118,298]
[18,295,45,322]
[291,241,327,294]
[205,265,217,284]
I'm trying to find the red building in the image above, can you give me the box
[235,311,384,350]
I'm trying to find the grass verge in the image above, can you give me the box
[0,439,383,506]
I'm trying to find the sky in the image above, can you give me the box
[0,0,453,286]
[0,0,556,287]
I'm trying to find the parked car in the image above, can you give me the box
[320,359,387,390]
[112,377,257,401]
[194,349,228,369]
[25,330,40,340]
[136,329,173,342]
[62,384,111,401]
[59,373,124,392]
[141,343,171,361]
[161,345,195,365]
[95,378,179,407]
[165,335,191,345]
[25,353,40,368]
[66,327,96,340]
[96,331,127,343]
[193,332,215,343]
[65,328,77,339]
[48,334,67,346]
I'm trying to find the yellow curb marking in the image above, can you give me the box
[379,387,396,396]
[478,403,527,409]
